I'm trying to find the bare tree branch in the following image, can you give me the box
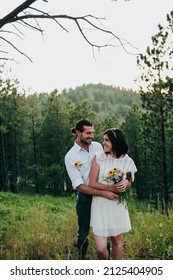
[0,36,33,62]
[0,0,135,62]
[0,29,24,40]
[20,19,44,32]
[12,24,25,36]
[0,0,38,29]
[29,6,69,32]
[0,50,8,54]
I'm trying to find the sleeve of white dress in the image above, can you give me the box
[129,158,137,182]
[95,152,104,166]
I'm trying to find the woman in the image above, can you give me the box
[89,128,137,260]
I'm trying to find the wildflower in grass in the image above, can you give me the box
[74,161,82,168]
[50,238,57,243]
[56,253,63,259]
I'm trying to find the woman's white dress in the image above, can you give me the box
[90,153,137,237]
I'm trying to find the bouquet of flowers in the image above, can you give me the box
[103,168,125,185]
[104,168,131,205]
[107,168,126,184]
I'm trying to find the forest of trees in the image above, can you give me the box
[62,84,141,121]
[0,10,173,217]
[0,80,139,194]
[0,76,172,216]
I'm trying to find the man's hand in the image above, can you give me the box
[101,190,119,200]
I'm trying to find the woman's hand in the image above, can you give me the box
[114,179,130,193]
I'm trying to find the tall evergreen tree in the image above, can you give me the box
[122,105,142,199]
[137,11,173,215]
[40,90,70,194]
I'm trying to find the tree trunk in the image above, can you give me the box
[32,116,39,193]
[160,105,169,216]
[0,131,8,191]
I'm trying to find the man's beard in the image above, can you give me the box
[81,138,92,145]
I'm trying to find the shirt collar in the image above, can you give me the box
[74,141,93,153]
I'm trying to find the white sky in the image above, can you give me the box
[1,0,173,93]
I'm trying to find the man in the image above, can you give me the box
[65,119,117,259]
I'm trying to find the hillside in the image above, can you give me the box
[61,83,141,120]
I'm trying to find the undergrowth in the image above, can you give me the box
[0,192,172,260]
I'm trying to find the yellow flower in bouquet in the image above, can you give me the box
[105,168,125,184]
[104,168,130,206]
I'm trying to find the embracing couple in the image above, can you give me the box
[65,119,137,260]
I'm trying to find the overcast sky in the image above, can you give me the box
[1,0,173,93]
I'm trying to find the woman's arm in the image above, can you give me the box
[77,184,118,200]
[89,156,116,192]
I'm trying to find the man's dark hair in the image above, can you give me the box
[71,119,93,135]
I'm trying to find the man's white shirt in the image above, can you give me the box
[65,141,103,189]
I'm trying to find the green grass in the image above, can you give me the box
[0,192,78,260]
[125,200,173,259]
[0,192,173,260]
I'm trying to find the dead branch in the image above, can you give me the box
[0,36,33,62]
[0,0,134,62]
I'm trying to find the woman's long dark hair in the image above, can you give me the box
[104,128,129,158]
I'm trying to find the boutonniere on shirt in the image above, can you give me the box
[74,161,83,169]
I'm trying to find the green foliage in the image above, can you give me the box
[62,83,141,121]
[1,12,173,213]
[0,192,173,260]
[126,200,173,259]
[0,192,77,260]
[136,10,173,214]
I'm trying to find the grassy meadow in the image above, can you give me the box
[0,192,173,260]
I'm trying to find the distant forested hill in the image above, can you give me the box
[61,83,141,121]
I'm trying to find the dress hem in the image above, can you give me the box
[91,228,131,237]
